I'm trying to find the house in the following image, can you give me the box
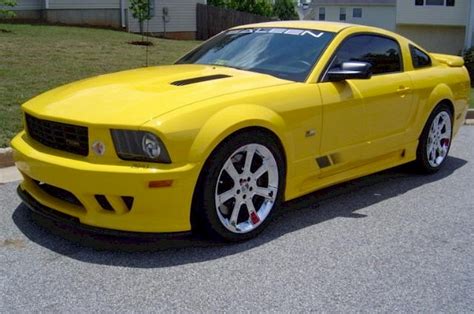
[305,0,396,31]
[396,0,472,55]
[305,0,474,54]
[2,0,207,39]
[127,0,206,40]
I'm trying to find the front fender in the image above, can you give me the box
[188,104,288,163]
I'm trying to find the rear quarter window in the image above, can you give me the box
[410,45,432,68]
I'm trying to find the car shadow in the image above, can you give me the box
[12,156,467,268]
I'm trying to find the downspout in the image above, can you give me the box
[120,0,126,29]
[43,0,49,22]
[465,0,474,51]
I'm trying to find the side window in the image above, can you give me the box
[329,34,402,75]
[410,45,432,68]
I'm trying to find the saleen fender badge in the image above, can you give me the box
[92,141,106,156]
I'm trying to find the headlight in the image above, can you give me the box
[110,129,171,163]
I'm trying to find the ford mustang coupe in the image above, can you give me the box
[12,21,470,242]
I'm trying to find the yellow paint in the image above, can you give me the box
[11,22,470,233]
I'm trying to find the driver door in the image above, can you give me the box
[318,33,414,175]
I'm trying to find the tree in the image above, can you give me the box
[208,0,227,6]
[209,0,273,18]
[229,0,273,17]
[0,0,17,19]
[129,0,152,41]
[273,0,298,20]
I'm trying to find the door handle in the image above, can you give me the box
[397,86,411,93]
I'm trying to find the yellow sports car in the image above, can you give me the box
[12,21,470,242]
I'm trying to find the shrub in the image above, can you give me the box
[273,0,299,20]
[0,0,17,18]
[209,0,274,18]
[463,47,474,87]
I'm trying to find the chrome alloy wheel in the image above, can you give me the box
[214,144,279,234]
[427,111,452,168]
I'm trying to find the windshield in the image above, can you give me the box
[177,28,335,82]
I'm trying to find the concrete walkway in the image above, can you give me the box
[0,166,21,184]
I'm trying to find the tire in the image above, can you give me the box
[192,131,285,242]
[415,103,453,174]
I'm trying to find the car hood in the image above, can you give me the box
[22,64,291,126]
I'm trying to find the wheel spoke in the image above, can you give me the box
[243,146,256,175]
[224,160,240,183]
[429,146,436,162]
[439,132,450,140]
[438,119,447,133]
[245,199,260,225]
[252,163,268,180]
[436,115,443,127]
[229,202,242,226]
[254,186,277,200]
[218,189,235,204]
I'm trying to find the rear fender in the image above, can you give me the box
[417,83,454,136]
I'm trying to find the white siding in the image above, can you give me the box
[8,0,42,10]
[48,0,120,9]
[128,0,206,33]
[396,0,468,26]
[310,5,396,31]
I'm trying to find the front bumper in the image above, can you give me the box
[11,131,201,234]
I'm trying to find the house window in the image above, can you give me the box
[414,0,454,6]
[319,7,326,20]
[426,0,444,5]
[353,8,362,18]
[340,8,346,21]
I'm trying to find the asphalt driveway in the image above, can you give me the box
[1,127,473,312]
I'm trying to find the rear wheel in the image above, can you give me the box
[193,131,285,242]
[415,104,453,173]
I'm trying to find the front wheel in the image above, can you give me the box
[415,104,453,173]
[193,131,285,242]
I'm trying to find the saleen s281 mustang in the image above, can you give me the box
[12,21,470,241]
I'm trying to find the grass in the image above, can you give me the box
[0,24,200,147]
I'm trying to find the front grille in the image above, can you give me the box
[25,113,89,156]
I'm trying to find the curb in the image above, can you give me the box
[0,147,14,168]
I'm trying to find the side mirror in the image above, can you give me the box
[326,62,372,82]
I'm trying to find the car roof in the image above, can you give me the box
[231,21,357,33]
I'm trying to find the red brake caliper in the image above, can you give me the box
[250,212,260,225]
[441,139,450,147]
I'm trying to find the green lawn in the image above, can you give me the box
[0,24,200,147]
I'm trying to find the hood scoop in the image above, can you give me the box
[171,74,231,86]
